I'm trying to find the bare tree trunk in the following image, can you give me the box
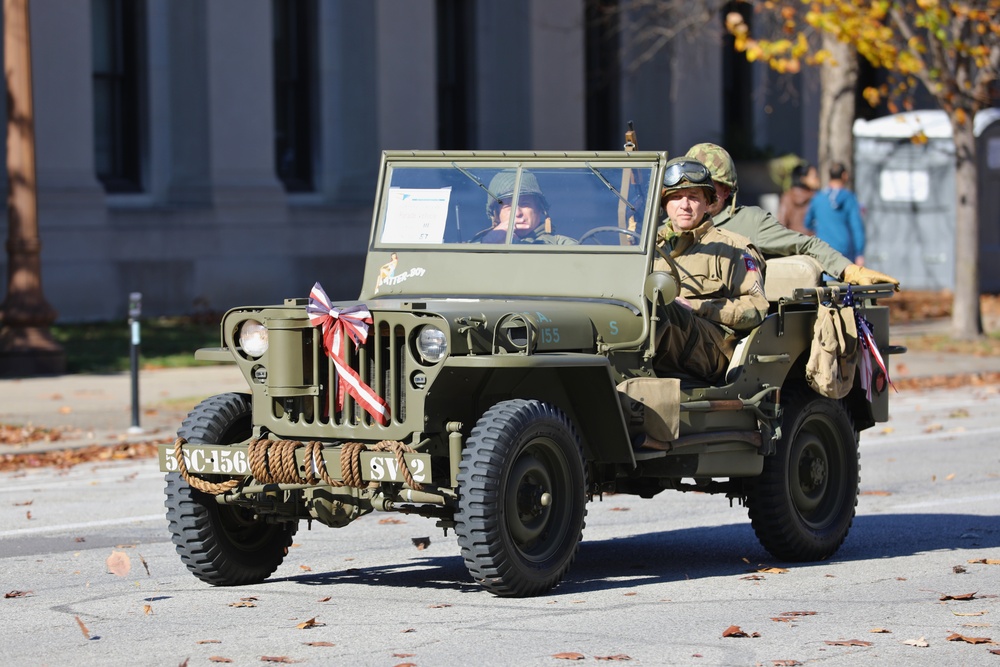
[950,113,983,339]
[0,0,65,375]
[816,34,857,181]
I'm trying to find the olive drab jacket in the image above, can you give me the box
[712,204,851,280]
[653,219,769,332]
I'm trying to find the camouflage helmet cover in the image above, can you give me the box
[486,169,548,217]
[685,143,738,191]
[660,157,718,205]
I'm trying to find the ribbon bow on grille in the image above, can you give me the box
[307,282,390,425]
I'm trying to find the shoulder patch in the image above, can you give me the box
[743,254,759,272]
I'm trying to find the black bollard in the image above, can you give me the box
[128,292,143,434]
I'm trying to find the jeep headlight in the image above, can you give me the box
[416,325,447,363]
[239,319,269,358]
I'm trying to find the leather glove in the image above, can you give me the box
[843,263,900,290]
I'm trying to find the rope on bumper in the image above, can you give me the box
[172,438,241,495]
[174,437,424,494]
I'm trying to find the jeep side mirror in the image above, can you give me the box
[643,271,678,307]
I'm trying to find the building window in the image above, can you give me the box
[92,0,145,193]
[273,0,317,192]
[436,0,475,150]
[584,0,620,151]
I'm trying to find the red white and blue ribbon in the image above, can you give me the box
[845,288,896,400]
[307,282,390,425]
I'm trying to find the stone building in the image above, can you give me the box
[0,0,818,321]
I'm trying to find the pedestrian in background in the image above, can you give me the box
[804,162,866,266]
[778,163,818,236]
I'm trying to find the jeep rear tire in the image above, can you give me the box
[165,393,297,586]
[456,399,586,597]
[745,387,859,562]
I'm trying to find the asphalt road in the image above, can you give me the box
[2,383,999,667]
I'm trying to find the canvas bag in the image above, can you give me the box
[805,303,859,399]
[616,377,681,442]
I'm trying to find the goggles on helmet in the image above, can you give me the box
[663,160,712,188]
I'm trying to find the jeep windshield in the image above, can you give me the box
[361,152,668,303]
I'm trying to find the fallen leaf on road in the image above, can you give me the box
[411,537,430,550]
[229,600,256,608]
[824,639,872,647]
[903,637,929,647]
[304,642,335,647]
[722,625,759,638]
[106,551,131,577]
[940,592,978,601]
[757,567,789,574]
[138,554,150,576]
[208,658,233,664]
[428,603,452,608]
[260,657,296,663]
[946,633,992,644]
[860,490,892,496]
[378,518,405,524]
[552,653,586,660]
[317,596,331,602]
[58,406,73,414]
[5,590,33,598]
[870,628,892,633]
[143,604,152,615]
[610,507,630,511]
[13,499,33,506]
[296,617,323,629]
[595,655,631,661]
[952,611,987,616]
[771,662,801,666]
[75,616,90,639]
[392,654,415,658]
[967,558,1000,565]
[299,565,312,572]
[953,565,968,574]
[197,640,222,644]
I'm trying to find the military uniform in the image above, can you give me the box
[478,225,576,245]
[712,204,851,279]
[652,218,769,383]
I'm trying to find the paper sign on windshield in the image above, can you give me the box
[380,187,452,244]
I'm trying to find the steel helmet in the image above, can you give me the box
[685,143,738,192]
[486,169,548,218]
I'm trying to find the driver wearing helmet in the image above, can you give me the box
[651,158,768,386]
[478,169,576,244]
[684,143,899,288]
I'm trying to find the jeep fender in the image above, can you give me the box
[431,354,636,466]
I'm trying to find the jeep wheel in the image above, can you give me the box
[456,399,586,597]
[745,387,859,561]
[165,393,297,586]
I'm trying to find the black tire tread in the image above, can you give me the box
[745,385,859,561]
[455,399,586,597]
[165,393,296,586]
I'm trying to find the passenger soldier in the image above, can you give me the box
[684,143,899,288]
[652,158,769,384]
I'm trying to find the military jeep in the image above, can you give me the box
[159,151,899,597]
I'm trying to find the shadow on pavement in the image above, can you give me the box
[270,512,1000,596]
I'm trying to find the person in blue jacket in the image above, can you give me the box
[804,162,867,266]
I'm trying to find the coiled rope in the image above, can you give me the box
[172,437,424,495]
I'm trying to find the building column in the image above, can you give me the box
[205,0,284,210]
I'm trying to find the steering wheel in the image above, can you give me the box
[578,226,642,245]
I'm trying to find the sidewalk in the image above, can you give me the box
[2,321,999,456]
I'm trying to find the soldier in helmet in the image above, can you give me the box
[685,143,899,288]
[651,158,769,385]
[478,169,576,244]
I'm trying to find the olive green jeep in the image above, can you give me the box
[159,151,900,597]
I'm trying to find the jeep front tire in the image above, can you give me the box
[456,399,587,597]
